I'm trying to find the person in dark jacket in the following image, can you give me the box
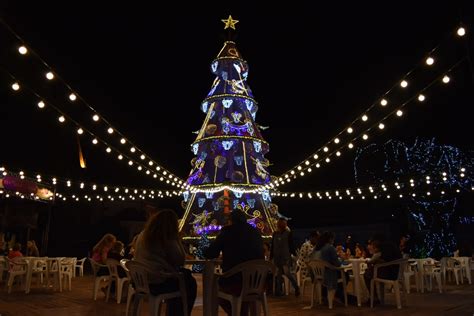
[270,218,300,296]
[204,210,264,316]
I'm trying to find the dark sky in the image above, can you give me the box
[0,2,473,228]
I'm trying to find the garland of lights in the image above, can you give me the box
[1,68,186,188]
[272,26,468,188]
[271,170,472,200]
[0,19,185,187]
[269,58,467,189]
[0,166,181,202]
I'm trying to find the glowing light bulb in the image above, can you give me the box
[457,27,466,36]
[12,82,20,91]
[313,154,318,159]
[118,155,123,160]
[348,143,354,149]
[18,46,28,55]
[46,72,54,80]
[362,134,368,140]
[107,127,114,134]
[400,80,408,88]
[347,127,353,133]
[378,123,385,130]
[418,94,425,102]
[92,138,98,144]
[37,101,45,108]
[380,99,388,106]
[130,147,136,153]
[425,57,434,65]
[336,151,341,156]
[140,155,146,160]
[325,157,330,163]
[334,138,340,144]
[69,93,77,101]
[362,115,368,121]
[92,114,100,121]
[442,75,450,83]
[106,147,112,153]
[396,110,403,117]
[149,161,153,166]
[305,160,310,165]
[77,128,84,135]
[323,147,329,152]
[58,116,65,123]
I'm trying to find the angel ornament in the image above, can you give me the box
[251,157,270,179]
[191,210,214,227]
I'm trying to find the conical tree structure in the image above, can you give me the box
[179,40,279,239]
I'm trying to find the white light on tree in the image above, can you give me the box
[362,115,368,121]
[418,94,425,102]
[347,127,353,133]
[18,46,28,55]
[77,128,83,135]
[69,93,77,101]
[378,123,385,129]
[37,101,45,108]
[457,27,466,36]
[396,110,403,117]
[380,99,388,106]
[425,57,434,65]
[11,82,20,91]
[362,134,368,140]
[58,115,65,123]
[92,114,100,121]
[107,127,114,134]
[400,80,408,88]
[442,75,450,83]
[46,72,54,80]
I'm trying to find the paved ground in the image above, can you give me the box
[0,274,473,316]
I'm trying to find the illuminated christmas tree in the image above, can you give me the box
[179,16,279,239]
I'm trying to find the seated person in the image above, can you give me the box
[108,241,127,278]
[134,209,196,316]
[8,243,23,259]
[92,233,116,276]
[26,240,40,257]
[204,210,264,316]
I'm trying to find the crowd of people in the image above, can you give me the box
[88,209,474,316]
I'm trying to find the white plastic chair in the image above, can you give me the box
[120,259,135,316]
[126,260,188,316]
[305,259,347,309]
[216,259,274,316]
[60,258,75,291]
[456,257,472,284]
[370,258,407,309]
[440,257,461,285]
[421,258,442,293]
[403,260,419,293]
[74,257,87,277]
[106,258,130,304]
[89,258,111,300]
[6,257,27,293]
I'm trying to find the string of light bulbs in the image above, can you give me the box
[267,56,468,190]
[0,66,187,189]
[0,18,185,186]
[274,26,468,188]
[271,169,473,200]
[0,165,181,201]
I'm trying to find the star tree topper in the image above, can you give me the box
[222,15,239,30]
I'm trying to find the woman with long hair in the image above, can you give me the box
[92,233,116,264]
[134,209,196,316]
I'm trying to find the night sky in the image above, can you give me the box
[0,2,473,229]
